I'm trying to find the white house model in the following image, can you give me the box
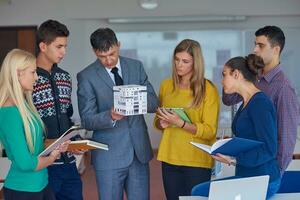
[113,85,147,116]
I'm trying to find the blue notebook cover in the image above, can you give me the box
[212,137,263,157]
[191,137,264,157]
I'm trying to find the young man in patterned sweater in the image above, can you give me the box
[32,19,83,200]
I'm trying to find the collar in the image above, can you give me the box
[104,58,121,74]
[37,64,58,76]
[258,64,282,83]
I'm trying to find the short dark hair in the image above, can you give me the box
[225,54,264,83]
[90,28,118,52]
[255,26,285,54]
[36,19,69,50]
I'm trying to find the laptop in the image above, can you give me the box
[208,175,269,200]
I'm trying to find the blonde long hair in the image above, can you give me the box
[0,49,43,153]
[172,39,206,107]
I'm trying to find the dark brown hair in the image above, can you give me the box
[225,54,264,83]
[255,25,285,54]
[90,28,118,52]
[36,19,69,51]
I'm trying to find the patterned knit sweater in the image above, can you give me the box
[32,64,75,164]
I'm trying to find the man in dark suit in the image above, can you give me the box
[77,28,158,200]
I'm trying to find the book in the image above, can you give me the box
[68,140,109,151]
[190,137,263,157]
[39,125,84,157]
[163,108,191,123]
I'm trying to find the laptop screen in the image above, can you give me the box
[208,175,269,200]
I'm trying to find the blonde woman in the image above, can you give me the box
[0,49,69,200]
[155,39,220,199]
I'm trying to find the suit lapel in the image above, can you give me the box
[95,60,114,89]
[119,57,134,124]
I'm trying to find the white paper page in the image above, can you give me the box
[190,142,212,154]
[88,140,109,150]
[211,138,232,152]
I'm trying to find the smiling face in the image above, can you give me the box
[174,51,194,79]
[40,36,68,64]
[94,43,120,69]
[18,64,38,92]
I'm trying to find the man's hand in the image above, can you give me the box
[111,107,124,121]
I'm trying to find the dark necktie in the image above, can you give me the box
[111,67,123,86]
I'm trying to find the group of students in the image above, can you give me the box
[0,19,299,200]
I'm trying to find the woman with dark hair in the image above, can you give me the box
[191,54,281,199]
[154,39,220,199]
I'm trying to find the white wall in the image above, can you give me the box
[1,0,300,26]
[1,0,300,149]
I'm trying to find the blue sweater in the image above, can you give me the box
[232,92,280,182]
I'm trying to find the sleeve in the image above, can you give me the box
[67,75,74,119]
[236,99,278,167]
[276,86,300,173]
[193,83,220,140]
[77,72,114,131]
[67,104,74,119]
[153,81,164,131]
[3,120,38,171]
[138,61,159,113]
[222,89,243,106]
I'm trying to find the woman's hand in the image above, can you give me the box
[58,140,71,153]
[159,119,171,129]
[212,153,236,166]
[48,140,71,160]
[156,108,184,128]
[36,140,72,171]
[49,149,61,160]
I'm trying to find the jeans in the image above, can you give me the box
[48,162,83,200]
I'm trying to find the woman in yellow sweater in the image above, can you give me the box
[155,39,220,199]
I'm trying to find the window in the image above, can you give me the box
[117,30,243,144]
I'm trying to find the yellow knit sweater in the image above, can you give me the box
[155,78,220,168]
